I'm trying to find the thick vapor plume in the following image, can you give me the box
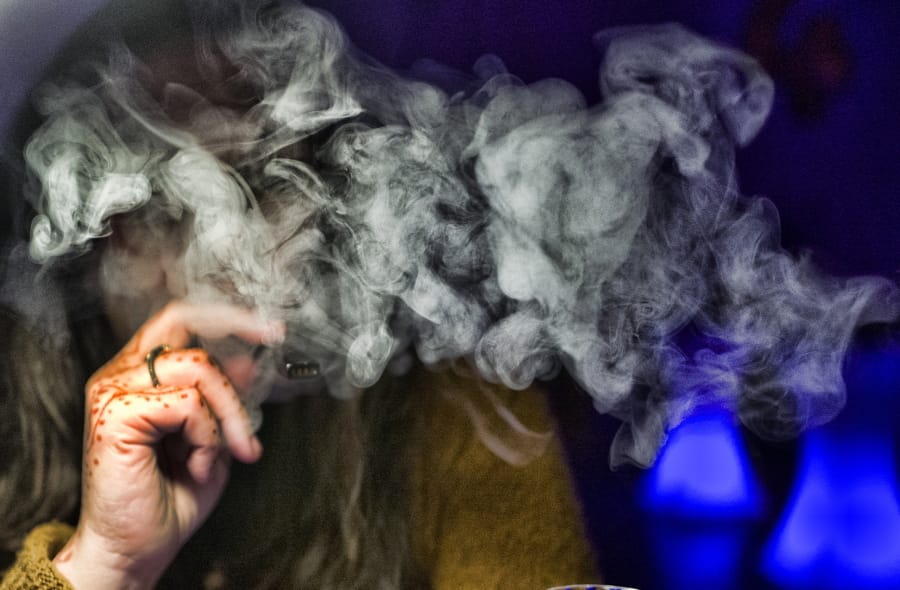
[22,2,898,465]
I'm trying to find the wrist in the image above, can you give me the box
[52,527,165,590]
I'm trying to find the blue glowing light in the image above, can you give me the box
[646,519,752,590]
[643,408,762,519]
[763,340,900,589]
[641,407,761,588]
[762,430,900,589]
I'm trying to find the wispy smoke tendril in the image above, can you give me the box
[23,3,899,465]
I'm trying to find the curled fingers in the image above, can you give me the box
[88,386,224,485]
[101,347,261,463]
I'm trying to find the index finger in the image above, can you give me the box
[117,300,285,365]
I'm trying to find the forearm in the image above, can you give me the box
[51,526,166,590]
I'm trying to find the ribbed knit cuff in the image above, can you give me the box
[0,522,75,590]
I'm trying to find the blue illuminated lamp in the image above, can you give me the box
[643,406,763,520]
[763,338,900,590]
[641,404,763,589]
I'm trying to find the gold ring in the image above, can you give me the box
[145,345,171,388]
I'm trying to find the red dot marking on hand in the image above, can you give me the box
[175,356,184,362]
[84,387,125,449]
[180,393,188,399]
[93,458,99,466]
[164,403,170,408]
[192,355,201,363]
[96,434,102,442]
[98,419,105,426]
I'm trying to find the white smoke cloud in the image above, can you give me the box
[21,1,899,466]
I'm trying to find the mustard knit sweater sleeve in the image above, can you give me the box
[0,522,74,590]
[411,370,601,589]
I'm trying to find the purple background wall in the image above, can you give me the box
[309,0,900,281]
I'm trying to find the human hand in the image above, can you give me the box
[52,301,284,590]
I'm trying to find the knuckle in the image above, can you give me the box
[191,348,212,363]
[160,299,187,324]
[86,379,104,397]
[162,299,183,315]
[88,379,122,399]
[180,387,214,416]
[178,386,202,403]
[161,348,212,373]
